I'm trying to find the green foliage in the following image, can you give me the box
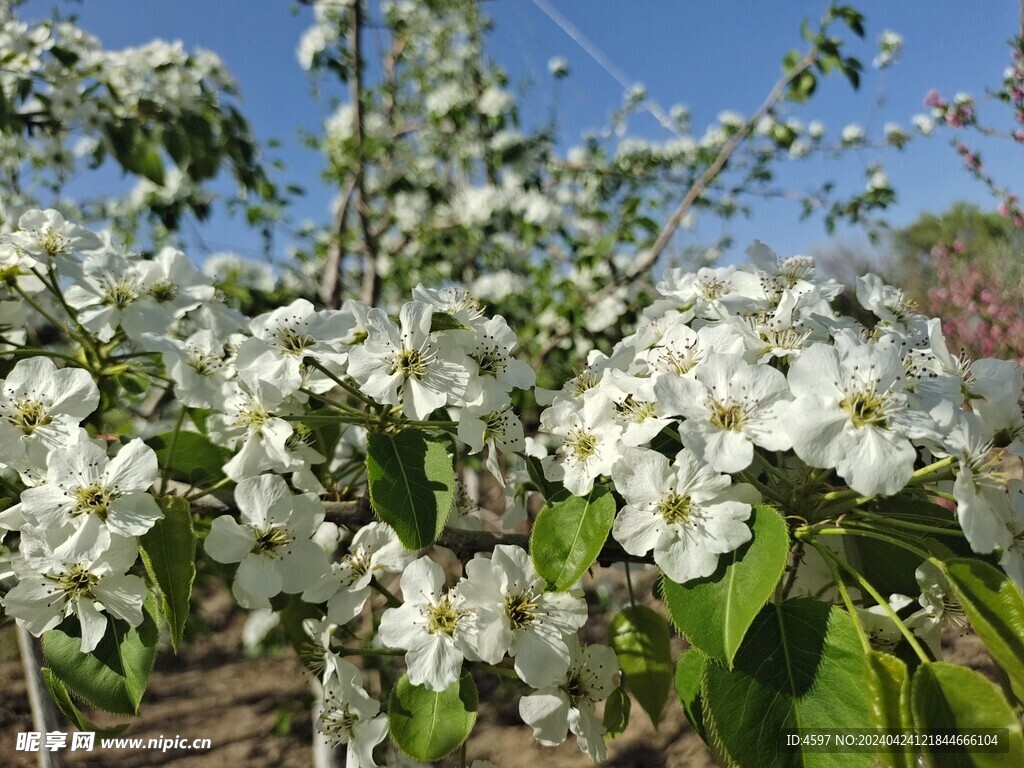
[147,430,231,488]
[42,595,160,716]
[661,505,790,666]
[941,557,1024,704]
[366,428,455,549]
[866,651,915,768]
[675,648,707,741]
[701,599,872,768]
[139,496,196,651]
[388,672,478,761]
[42,669,130,738]
[608,604,673,725]
[530,486,616,591]
[911,663,1024,768]
[602,687,632,738]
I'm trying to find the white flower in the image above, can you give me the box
[19,438,161,539]
[840,124,864,144]
[654,352,792,473]
[0,357,99,470]
[539,396,624,496]
[5,522,146,653]
[142,329,237,409]
[347,302,471,419]
[302,522,413,625]
[785,335,934,496]
[463,315,536,409]
[611,447,757,583]
[8,208,103,275]
[997,480,1024,590]
[519,638,619,763]
[118,246,215,340]
[857,594,913,651]
[459,545,588,688]
[378,556,476,692]
[235,298,355,397]
[207,377,294,481]
[316,660,389,768]
[205,474,330,609]
[906,562,968,657]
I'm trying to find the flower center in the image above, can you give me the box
[275,325,314,356]
[565,427,598,462]
[393,346,434,379]
[840,389,889,428]
[10,397,51,433]
[53,564,98,599]
[425,594,466,636]
[320,704,359,743]
[39,227,68,256]
[473,346,507,377]
[709,399,745,431]
[615,396,656,424]
[253,526,291,555]
[504,589,541,631]
[147,279,179,303]
[187,348,225,376]
[101,277,141,308]
[658,492,692,525]
[698,278,728,300]
[74,482,114,520]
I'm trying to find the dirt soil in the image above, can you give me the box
[0,576,999,768]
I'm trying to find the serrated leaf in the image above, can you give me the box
[661,504,789,666]
[675,648,707,741]
[602,687,631,738]
[429,312,471,332]
[388,672,478,761]
[911,662,1024,767]
[366,428,454,549]
[866,651,915,768]
[521,452,558,500]
[146,430,230,488]
[42,668,129,738]
[942,557,1024,704]
[42,595,159,716]
[701,599,872,768]
[139,496,195,651]
[608,605,672,725]
[530,486,615,591]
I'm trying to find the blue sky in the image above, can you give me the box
[18,0,1024,268]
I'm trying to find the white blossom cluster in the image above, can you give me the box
[537,241,1024,592]
[0,208,624,763]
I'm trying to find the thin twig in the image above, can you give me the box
[532,46,819,365]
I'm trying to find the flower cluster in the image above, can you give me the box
[537,242,1024,598]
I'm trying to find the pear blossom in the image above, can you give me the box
[5,522,146,653]
[316,659,389,768]
[347,302,471,419]
[997,480,1024,589]
[654,352,791,473]
[459,545,588,687]
[302,522,413,625]
[0,357,99,469]
[610,447,758,583]
[378,556,476,692]
[539,395,623,496]
[785,334,937,496]
[204,474,330,609]
[18,438,161,539]
[519,638,619,762]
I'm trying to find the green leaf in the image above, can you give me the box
[42,594,160,716]
[942,557,1024,703]
[127,140,165,186]
[429,312,471,332]
[139,496,196,652]
[388,672,478,761]
[608,605,672,725]
[866,651,915,768]
[42,668,129,738]
[521,452,558,500]
[701,599,873,768]
[146,430,230,488]
[675,649,707,741]
[911,662,1024,768]
[530,486,615,591]
[661,504,789,666]
[602,687,631,738]
[366,428,454,549]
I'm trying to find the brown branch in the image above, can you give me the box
[531,47,819,366]
[187,492,652,567]
[348,0,381,308]
[319,177,357,309]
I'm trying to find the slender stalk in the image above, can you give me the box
[370,577,402,608]
[159,406,188,496]
[810,540,931,664]
[624,561,636,606]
